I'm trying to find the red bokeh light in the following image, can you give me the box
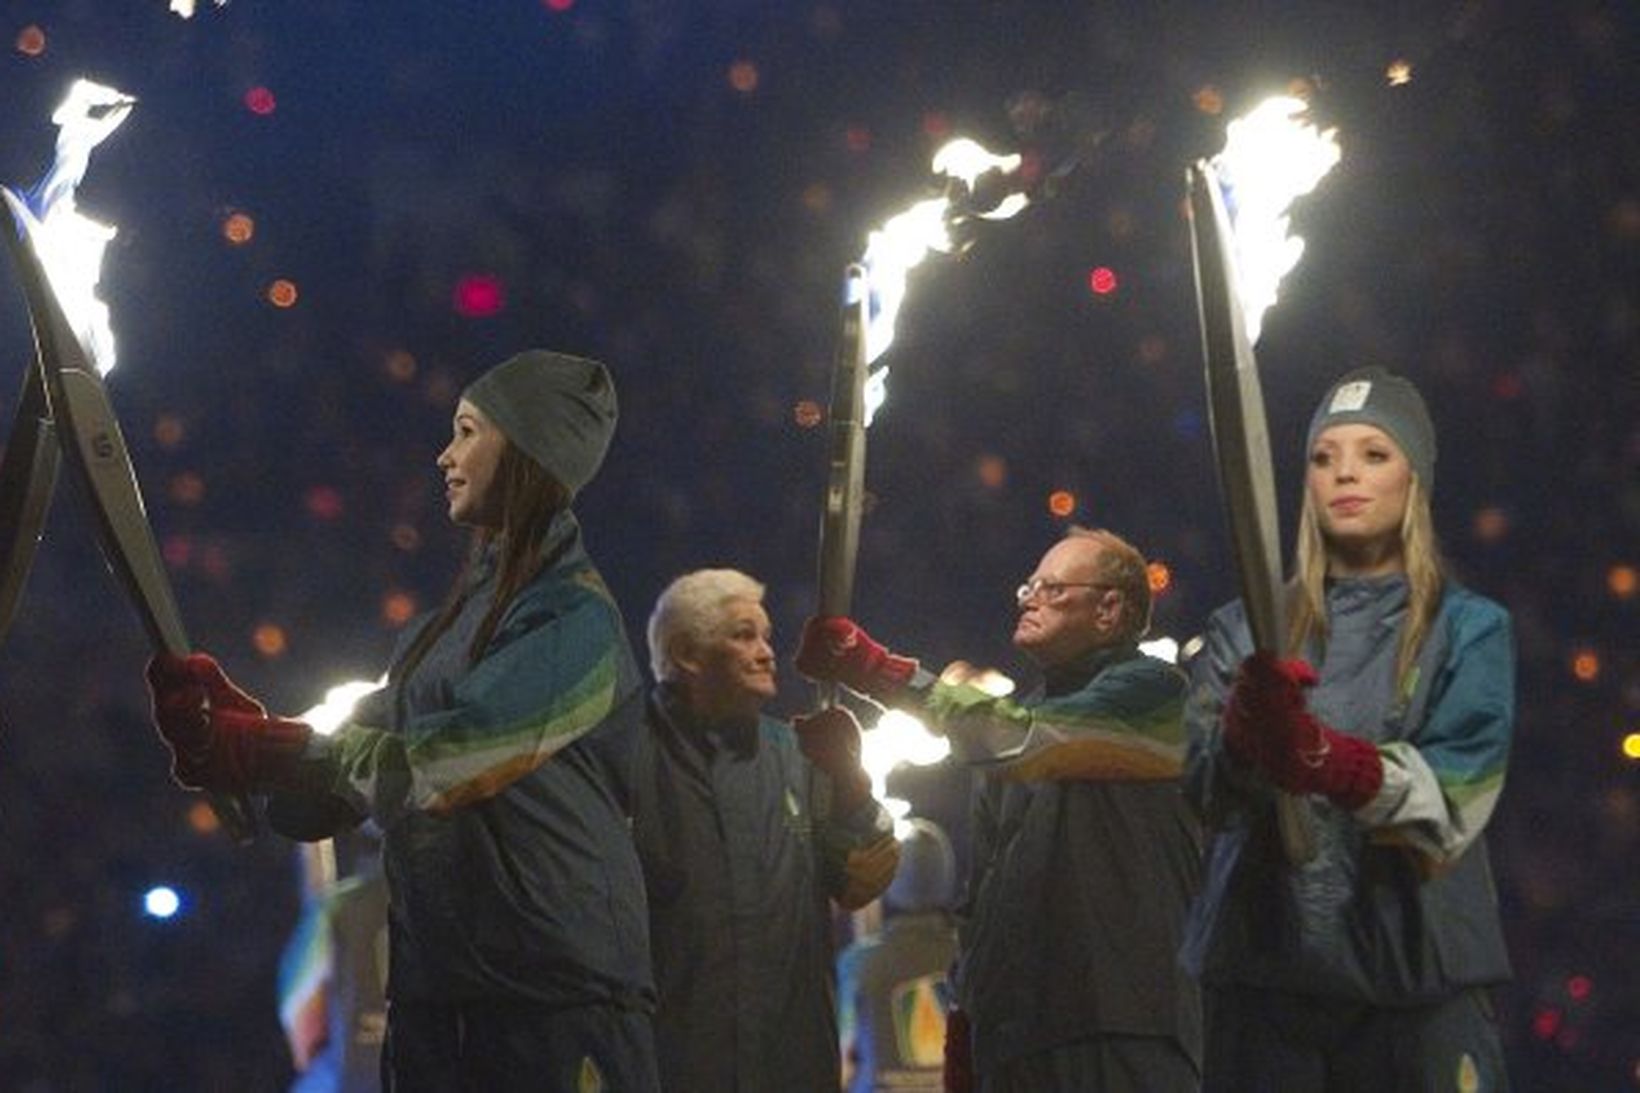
[1088,267,1119,296]
[1531,1006,1562,1040]
[542,0,574,10]
[305,485,345,521]
[244,86,277,116]
[844,125,871,154]
[1566,974,1593,1002]
[453,274,506,318]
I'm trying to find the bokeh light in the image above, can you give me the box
[15,24,46,57]
[727,60,759,94]
[162,534,193,569]
[800,182,832,214]
[169,471,205,505]
[453,273,505,318]
[542,0,574,11]
[1606,564,1636,599]
[243,86,277,115]
[1570,648,1600,683]
[381,590,417,627]
[976,453,1007,490]
[185,799,221,835]
[220,211,255,245]
[920,112,951,140]
[1192,85,1224,115]
[1088,266,1119,296]
[1473,506,1510,543]
[266,279,299,308]
[792,399,822,428]
[844,125,871,154]
[1047,490,1077,517]
[1386,59,1414,86]
[1146,560,1172,595]
[390,523,421,552]
[304,485,344,521]
[142,886,182,919]
[153,414,186,449]
[1621,733,1640,761]
[252,622,288,658]
[384,348,417,383]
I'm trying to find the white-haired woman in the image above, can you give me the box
[1183,367,1515,1091]
[146,351,659,1091]
[633,567,899,1092]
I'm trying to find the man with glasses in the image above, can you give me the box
[797,527,1202,1092]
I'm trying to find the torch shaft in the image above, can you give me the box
[814,265,871,709]
[1187,161,1317,865]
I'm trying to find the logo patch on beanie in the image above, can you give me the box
[1327,379,1372,414]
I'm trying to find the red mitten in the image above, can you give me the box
[794,616,917,701]
[792,706,871,815]
[148,652,312,793]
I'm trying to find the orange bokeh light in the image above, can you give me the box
[153,414,186,449]
[976,454,1007,490]
[1047,490,1077,518]
[186,799,221,835]
[1472,506,1509,543]
[384,349,417,383]
[1606,564,1637,600]
[1570,648,1600,683]
[793,400,822,428]
[390,523,422,552]
[728,60,759,94]
[16,24,46,57]
[267,279,299,308]
[169,471,206,506]
[1146,561,1173,594]
[221,212,255,245]
[381,591,417,627]
[253,623,288,658]
[1192,85,1224,115]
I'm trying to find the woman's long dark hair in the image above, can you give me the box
[396,441,570,682]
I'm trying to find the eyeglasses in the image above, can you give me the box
[1015,577,1113,607]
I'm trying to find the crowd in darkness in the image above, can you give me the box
[0,1,1634,1088]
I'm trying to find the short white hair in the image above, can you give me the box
[646,568,767,682]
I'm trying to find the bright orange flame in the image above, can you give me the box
[16,24,46,56]
[727,60,759,93]
[381,591,417,627]
[266,279,298,308]
[253,623,288,658]
[221,211,255,245]
[1571,649,1600,683]
[1146,561,1173,594]
[1606,564,1637,600]
[169,471,205,505]
[1047,490,1077,517]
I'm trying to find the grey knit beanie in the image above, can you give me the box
[461,350,617,495]
[1305,367,1436,493]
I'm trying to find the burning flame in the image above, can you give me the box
[861,709,952,836]
[859,137,1032,424]
[10,79,137,376]
[1209,96,1340,343]
[300,678,385,736]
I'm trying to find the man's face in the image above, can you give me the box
[681,598,777,720]
[1012,538,1122,667]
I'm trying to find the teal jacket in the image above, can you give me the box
[1182,577,1514,1002]
[274,512,653,1009]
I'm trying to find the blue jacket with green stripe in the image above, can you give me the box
[277,512,654,1010]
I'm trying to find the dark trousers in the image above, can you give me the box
[1202,985,1508,1093]
[382,998,660,1093]
[980,1035,1199,1093]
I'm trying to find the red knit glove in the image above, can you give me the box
[794,616,917,701]
[942,1007,974,1093]
[146,653,312,794]
[792,706,871,815]
[1224,652,1384,811]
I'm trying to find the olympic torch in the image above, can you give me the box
[1187,97,1340,865]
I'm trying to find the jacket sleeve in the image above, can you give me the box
[915,657,1187,781]
[302,583,631,825]
[1355,600,1515,866]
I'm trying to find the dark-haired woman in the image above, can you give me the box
[1183,367,1514,1092]
[147,351,659,1092]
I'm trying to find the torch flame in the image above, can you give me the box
[858,137,1033,424]
[1209,96,1340,344]
[860,708,952,833]
[300,678,386,737]
[12,79,137,376]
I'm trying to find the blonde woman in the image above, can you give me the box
[1183,367,1514,1092]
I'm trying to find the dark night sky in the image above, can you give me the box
[0,1,1635,1087]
